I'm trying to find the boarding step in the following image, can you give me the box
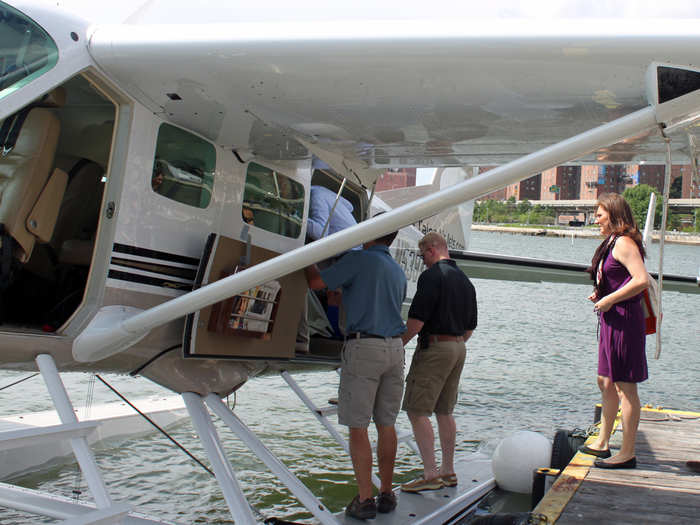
[316,403,338,417]
[369,430,414,454]
[0,421,98,451]
[61,503,131,525]
[281,369,420,493]
[0,483,181,524]
[335,453,495,525]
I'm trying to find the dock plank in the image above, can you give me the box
[555,481,699,524]
[537,408,700,524]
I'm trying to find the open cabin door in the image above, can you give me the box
[183,233,307,359]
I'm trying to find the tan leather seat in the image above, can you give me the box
[0,88,67,262]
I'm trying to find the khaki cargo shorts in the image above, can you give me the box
[338,337,405,428]
[402,340,466,416]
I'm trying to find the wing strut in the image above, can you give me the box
[321,177,348,238]
[73,74,700,363]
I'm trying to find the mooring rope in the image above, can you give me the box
[0,372,39,391]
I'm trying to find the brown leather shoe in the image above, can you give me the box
[376,491,397,513]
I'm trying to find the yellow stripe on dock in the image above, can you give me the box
[533,407,700,524]
[532,411,623,523]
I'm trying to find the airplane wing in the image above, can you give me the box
[83,15,700,169]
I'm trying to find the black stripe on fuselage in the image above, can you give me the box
[112,243,200,266]
[107,269,194,291]
[110,257,197,281]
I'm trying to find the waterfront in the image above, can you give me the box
[0,231,698,524]
[472,224,700,245]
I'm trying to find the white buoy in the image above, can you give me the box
[492,430,552,493]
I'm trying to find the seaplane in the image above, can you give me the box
[1,1,700,523]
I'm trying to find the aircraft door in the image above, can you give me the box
[183,233,307,359]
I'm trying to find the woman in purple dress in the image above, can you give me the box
[581,193,650,469]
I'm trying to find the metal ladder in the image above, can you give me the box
[182,390,340,525]
[0,354,133,524]
[280,368,420,490]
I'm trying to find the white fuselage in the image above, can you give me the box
[2,0,700,395]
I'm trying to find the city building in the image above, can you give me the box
[375,168,416,191]
[540,166,581,200]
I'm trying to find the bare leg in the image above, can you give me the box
[610,381,640,462]
[436,414,457,476]
[407,412,439,480]
[590,375,619,451]
[375,424,397,493]
[349,427,374,500]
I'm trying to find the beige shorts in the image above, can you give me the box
[402,340,466,416]
[338,337,405,428]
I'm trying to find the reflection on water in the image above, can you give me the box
[1,232,698,523]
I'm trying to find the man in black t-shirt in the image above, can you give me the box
[400,232,477,493]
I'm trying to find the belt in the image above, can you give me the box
[428,334,464,343]
[346,332,397,340]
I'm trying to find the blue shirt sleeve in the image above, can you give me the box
[320,251,360,290]
[307,186,333,240]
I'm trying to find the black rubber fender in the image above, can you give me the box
[550,429,574,470]
[551,428,588,471]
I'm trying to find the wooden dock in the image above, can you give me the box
[534,407,700,524]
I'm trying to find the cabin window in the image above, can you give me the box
[242,162,305,238]
[152,123,215,208]
[0,3,59,99]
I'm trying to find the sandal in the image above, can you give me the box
[441,473,458,487]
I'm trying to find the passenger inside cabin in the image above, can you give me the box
[299,175,362,348]
[306,185,358,242]
[151,166,164,193]
[242,206,255,225]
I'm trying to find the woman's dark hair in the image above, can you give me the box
[586,193,645,288]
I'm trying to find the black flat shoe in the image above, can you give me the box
[594,457,636,469]
[579,445,611,458]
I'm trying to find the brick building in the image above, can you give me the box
[518,173,541,200]
[540,166,581,200]
[375,168,416,191]
[468,163,698,201]
[637,165,695,197]
[580,165,599,199]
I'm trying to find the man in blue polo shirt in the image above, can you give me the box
[305,229,406,520]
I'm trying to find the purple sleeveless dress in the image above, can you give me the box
[597,246,648,383]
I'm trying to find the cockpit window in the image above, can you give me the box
[0,2,59,100]
[152,123,215,208]
[243,162,305,238]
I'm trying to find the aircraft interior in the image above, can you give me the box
[303,167,367,357]
[0,74,114,331]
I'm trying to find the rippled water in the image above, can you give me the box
[1,231,698,523]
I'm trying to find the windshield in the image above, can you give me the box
[0,2,58,100]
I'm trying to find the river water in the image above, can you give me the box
[1,231,698,524]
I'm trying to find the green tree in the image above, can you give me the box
[670,176,683,199]
[622,184,662,229]
[517,199,532,214]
